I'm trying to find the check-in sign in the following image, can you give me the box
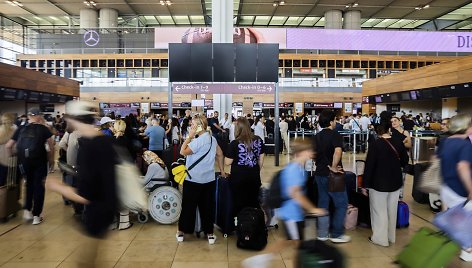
[172,83,275,94]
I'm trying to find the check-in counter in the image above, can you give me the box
[411,136,437,162]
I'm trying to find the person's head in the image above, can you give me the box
[224,113,228,119]
[214,111,219,118]
[281,116,286,121]
[318,110,336,129]
[27,107,43,123]
[291,139,315,163]
[99,117,114,130]
[440,118,450,132]
[113,120,126,137]
[171,117,179,128]
[247,113,251,119]
[254,116,260,125]
[1,113,15,126]
[391,116,401,129]
[376,123,391,136]
[142,151,166,168]
[192,114,208,135]
[151,118,159,126]
[448,114,472,135]
[64,101,98,132]
[234,117,254,148]
[185,110,191,117]
[379,111,392,126]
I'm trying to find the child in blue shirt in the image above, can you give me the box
[242,139,326,268]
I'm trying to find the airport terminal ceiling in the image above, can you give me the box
[0,0,471,30]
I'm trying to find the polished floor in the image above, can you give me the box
[1,152,471,268]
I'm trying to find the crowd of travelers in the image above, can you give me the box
[0,103,471,266]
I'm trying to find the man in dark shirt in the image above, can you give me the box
[313,109,350,243]
[288,116,296,132]
[247,114,255,129]
[209,111,226,138]
[402,115,415,131]
[6,108,54,225]
[265,116,275,136]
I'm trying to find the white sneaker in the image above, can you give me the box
[32,216,43,225]
[208,234,216,245]
[23,210,33,221]
[176,232,184,242]
[330,235,351,243]
[460,250,472,262]
[317,236,329,241]
[242,253,274,268]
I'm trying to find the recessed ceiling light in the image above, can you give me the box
[49,16,58,20]
[423,4,430,8]
[160,0,171,5]
[5,0,23,7]
[280,0,285,5]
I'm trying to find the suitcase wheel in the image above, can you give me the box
[224,234,228,238]
[195,231,202,238]
[138,212,149,224]
[274,224,278,229]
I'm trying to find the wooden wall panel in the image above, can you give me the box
[0,63,79,96]
[363,55,472,96]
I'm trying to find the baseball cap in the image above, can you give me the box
[27,107,42,116]
[99,117,115,125]
[65,101,97,116]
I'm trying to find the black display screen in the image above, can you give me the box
[213,44,235,82]
[235,44,257,82]
[191,44,213,82]
[401,92,410,101]
[28,91,40,102]
[390,94,399,102]
[169,43,191,82]
[0,88,17,100]
[257,44,279,82]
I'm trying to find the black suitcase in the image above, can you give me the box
[215,174,235,237]
[0,157,21,222]
[350,191,371,227]
[236,207,268,251]
[412,163,429,204]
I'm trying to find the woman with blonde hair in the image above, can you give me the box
[225,117,265,218]
[437,113,472,262]
[142,150,169,191]
[176,114,226,245]
[0,113,17,186]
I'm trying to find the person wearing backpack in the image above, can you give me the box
[47,101,119,266]
[242,139,326,268]
[5,108,54,225]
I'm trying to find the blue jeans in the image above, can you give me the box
[315,175,348,238]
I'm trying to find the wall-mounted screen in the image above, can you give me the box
[401,92,410,101]
[390,94,399,102]
[333,103,343,108]
[375,96,382,103]
[410,91,417,100]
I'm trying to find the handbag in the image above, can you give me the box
[172,136,212,185]
[433,200,472,249]
[396,227,460,268]
[418,157,441,194]
[328,171,346,192]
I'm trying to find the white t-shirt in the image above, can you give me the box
[252,122,266,142]
[229,123,235,142]
[172,126,180,142]
[221,118,231,129]
[360,116,370,131]
[279,121,288,134]
[350,118,361,131]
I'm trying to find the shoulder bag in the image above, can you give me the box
[418,157,441,194]
[172,136,213,185]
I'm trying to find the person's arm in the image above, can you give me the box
[403,130,412,149]
[289,186,325,215]
[46,179,90,204]
[213,122,226,132]
[180,125,196,156]
[458,161,472,200]
[47,137,55,166]
[258,153,265,170]
[224,141,235,166]
[329,147,343,173]
[5,139,16,157]
[363,143,377,192]
[216,144,226,177]
[58,132,69,150]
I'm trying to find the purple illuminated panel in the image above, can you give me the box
[173,83,275,94]
[287,29,472,52]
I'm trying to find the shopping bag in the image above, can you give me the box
[433,201,472,249]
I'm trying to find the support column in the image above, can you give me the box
[343,10,361,29]
[324,10,343,29]
[441,97,458,119]
[80,8,98,31]
[212,0,233,118]
[99,8,118,32]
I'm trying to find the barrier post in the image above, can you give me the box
[168,82,173,117]
[274,82,280,167]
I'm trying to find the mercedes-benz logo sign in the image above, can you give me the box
[84,30,100,47]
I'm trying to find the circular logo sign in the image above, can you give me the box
[83,30,100,47]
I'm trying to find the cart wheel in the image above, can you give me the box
[138,213,149,223]
[224,234,228,238]
[274,224,279,229]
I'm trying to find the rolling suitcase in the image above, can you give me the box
[298,240,346,268]
[215,174,235,237]
[350,192,370,227]
[412,163,429,204]
[397,201,410,228]
[259,186,278,228]
[0,156,21,222]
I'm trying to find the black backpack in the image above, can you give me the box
[236,207,268,251]
[16,124,45,163]
[267,170,287,209]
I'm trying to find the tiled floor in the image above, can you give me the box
[1,153,471,268]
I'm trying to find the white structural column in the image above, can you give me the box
[442,97,458,118]
[343,10,361,29]
[212,0,233,117]
[99,8,118,29]
[324,10,343,29]
[80,8,98,30]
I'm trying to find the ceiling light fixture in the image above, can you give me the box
[280,1,285,5]
[5,0,23,7]
[345,2,359,8]
[83,0,96,7]
[415,4,430,10]
[160,0,172,6]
